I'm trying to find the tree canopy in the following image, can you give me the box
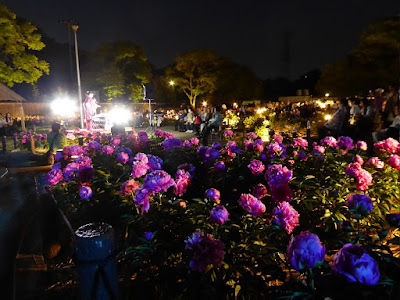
[166,49,221,108]
[93,41,152,102]
[0,4,49,87]
[316,15,400,96]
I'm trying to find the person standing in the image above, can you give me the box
[201,106,222,145]
[84,91,100,131]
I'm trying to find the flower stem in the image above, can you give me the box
[309,268,315,291]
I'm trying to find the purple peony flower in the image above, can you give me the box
[183,140,191,147]
[238,193,266,217]
[51,163,61,170]
[346,193,373,217]
[111,137,121,146]
[134,152,149,164]
[253,183,268,199]
[356,141,368,151]
[54,152,63,161]
[143,170,175,194]
[338,136,354,150]
[213,161,225,172]
[365,157,384,169]
[292,137,308,149]
[119,179,139,195]
[248,159,265,175]
[385,213,400,227]
[133,187,151,212]
[177,163,195,177]
[69,145,84,156]
[79,186,93,199]
[147,154,163,171]
[185,231,225,272]
[77,165,94,183]
[73,156,92,168]
[102,145,114,155]
[272,201,300,234]
[388,154,400,170]
[210,205,229,225]
[63,162,79,182]
[162,138,182,150]
[117,152,129,164]
[197,146,220,164]
[138,131,149,143]
[286,231,325,271]
[297,151,308,161]
[205,188,221,203]
[332,244,380,285]
[212,142,222,150]
[265,164,292,184]
[132,161,149,178]
[144,232,153,241]
[45,169,63,185]
[88,141,101,151]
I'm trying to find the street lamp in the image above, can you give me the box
[71,24,84,129]
[169,80,175,86]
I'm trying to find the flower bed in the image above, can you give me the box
[46,130,400,299]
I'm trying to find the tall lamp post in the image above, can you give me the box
[72,24,84,129]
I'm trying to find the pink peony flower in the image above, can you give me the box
[366,157,384,169]
[388,154,400,170]
[355,169,373,191]
[119,179,139,195]
[353,155,364,165]
[247,159,265,175]
[292,137,308,149]
[273,134,283,143]
[356,141,368,151]
[272,201,300,234]
[238,194,266,217]
[253,183,268,199]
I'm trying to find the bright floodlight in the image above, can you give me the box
[169,80,175,86]
[109,106,131,125]
[325,93,330,97]
[202,101,207,107]
[51,97,77,116]
[324,114,332,121]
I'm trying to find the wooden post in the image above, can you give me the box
[20,103,26,131]
[30,135,36,154]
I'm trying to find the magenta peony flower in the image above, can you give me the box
[45,169,63,185]
[346,193,373,217]
[69,145,84,156]
[273,134,283,143]
[79,186,93,199]
[63,162,79,182]
[185,231,225,272]
[223,130,234,137]
[253,183,268,199]
[366,157,384,168]
[213,161,225,172]
[320,136,338,148]
[119,179,139,195]
[173,170,191,196]
[332,244,380,285]
[355,141,368,151]
[269,183,293,202]
[210,205,229,225]
[102,145,114,155]
[345,162,362,177]
[134,152,149,164]
[205,188,221,202]
[265,164,293,184]
[388,154,400,170]
[272,201,300,234]
[238,193,266,217]
[247,132,259,140]
[88,141,101,151]
[353,155,364,165]
[190,137,199,145]
[292,137,308,149]
[111,137,121,146]
[132,161,149,178]
[286,231,325,271]
[247,159,265,175]
[312,145,325,155]
[183,140,191,147]
[355,169,372,191]
[117,152,129,164]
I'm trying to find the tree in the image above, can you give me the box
[166,49,220,108]
[0,4,49,87]
[316,15,400,96]
[93,41,152,102]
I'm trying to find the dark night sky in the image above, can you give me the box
[3,0,399,79]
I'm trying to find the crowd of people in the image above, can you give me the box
[175,106,223,145]
[319,85,400,146]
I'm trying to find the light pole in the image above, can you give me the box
[72,24,84,129]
